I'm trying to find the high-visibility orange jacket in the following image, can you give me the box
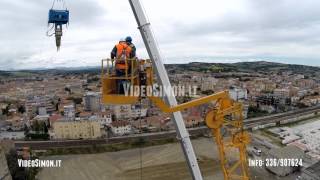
[111,42,132,70]
[116,42,132,59]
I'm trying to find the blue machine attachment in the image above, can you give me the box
[47,0,69,51]
[48,9,69,25]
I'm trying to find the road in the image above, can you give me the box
[244,105,320,128]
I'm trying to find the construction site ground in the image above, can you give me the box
[36,137,296,180]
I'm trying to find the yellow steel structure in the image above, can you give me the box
[101,58,250,180]
[101,58,153,104]
[205,97,250,180]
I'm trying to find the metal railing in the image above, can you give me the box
[101,58,139,87]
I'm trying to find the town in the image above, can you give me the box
[1,61,320,179]
[0,61,317,140]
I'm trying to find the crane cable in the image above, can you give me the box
[47,0,68,37]
[137,61,147,180]
[138,97,143,180]
[139,75,143,180]
[51,0,67,10]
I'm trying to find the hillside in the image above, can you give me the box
[165,61,320,76]
[1,61,319,77]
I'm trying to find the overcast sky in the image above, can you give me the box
[1,0,320,70]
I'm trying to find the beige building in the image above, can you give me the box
[52,121,101,139]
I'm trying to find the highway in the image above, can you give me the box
[244,104,320,128]
[14,105,320,150]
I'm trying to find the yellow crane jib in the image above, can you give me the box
[205,98,250,180]
[101,58,250,180]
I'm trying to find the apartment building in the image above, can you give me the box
[63,104,75,121]
[111,121,131,136]
[52,120,101,139]
[25,95,55,117]
[88,111,112,127]
[229,86,248,101]
[83,92,101,112]
[113,104,147,119]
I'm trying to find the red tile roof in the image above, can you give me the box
[111,120,129,127]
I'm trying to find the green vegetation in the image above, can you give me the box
[6,149,26,180]
[18,105,26,114]
[259,129,284,147]
[279,114,320,128]
[247,105,268,118]
[1,61,320,79]
[25,120,49,140]
[6,148,40,180]
[260,90,273,94]
[66,96,83,104]
[201,90,214,95]
[165,61,320,77]
[1,103,10,115]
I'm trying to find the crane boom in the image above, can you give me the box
[128,0,203,179]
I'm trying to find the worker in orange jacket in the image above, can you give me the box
[111,38,133,73]
[111,38,133,93]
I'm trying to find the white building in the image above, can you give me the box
[229,87,247,101]
[33,114,50,122]
[274,88,290,97]
[25,95,55,117]
[259,104,276,113]
[113,105,131,119]
[0,131,25,140]
[298,90,309,97]
[89,112,112,127]
[38,107,47,116]
[111,121,131,136]
[242,103,249,119]
[113,105,147,119]
[83,92,101,112]
[131,106,147,118]
[201,77,218,91]
[64,105,75,121]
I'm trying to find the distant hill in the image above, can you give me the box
[0,70,39,78]
[165,61,320,76]
[0,70,10,77]
[1,61,319,77]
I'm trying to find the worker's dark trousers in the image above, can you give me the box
[116,69,126,94]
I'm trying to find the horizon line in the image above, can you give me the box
[0,60,319,71]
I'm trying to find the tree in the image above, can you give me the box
[2,104,10,115]
[73,97,83,104]
[18,105,26,114]
[44,124,49,133]
[64,87,71,93]
[24,124,29,136]
[55,103,59,111]
[33,120,40,133]
[47,119,51,129]
[201,90,214,95]
[6,149,26,180]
